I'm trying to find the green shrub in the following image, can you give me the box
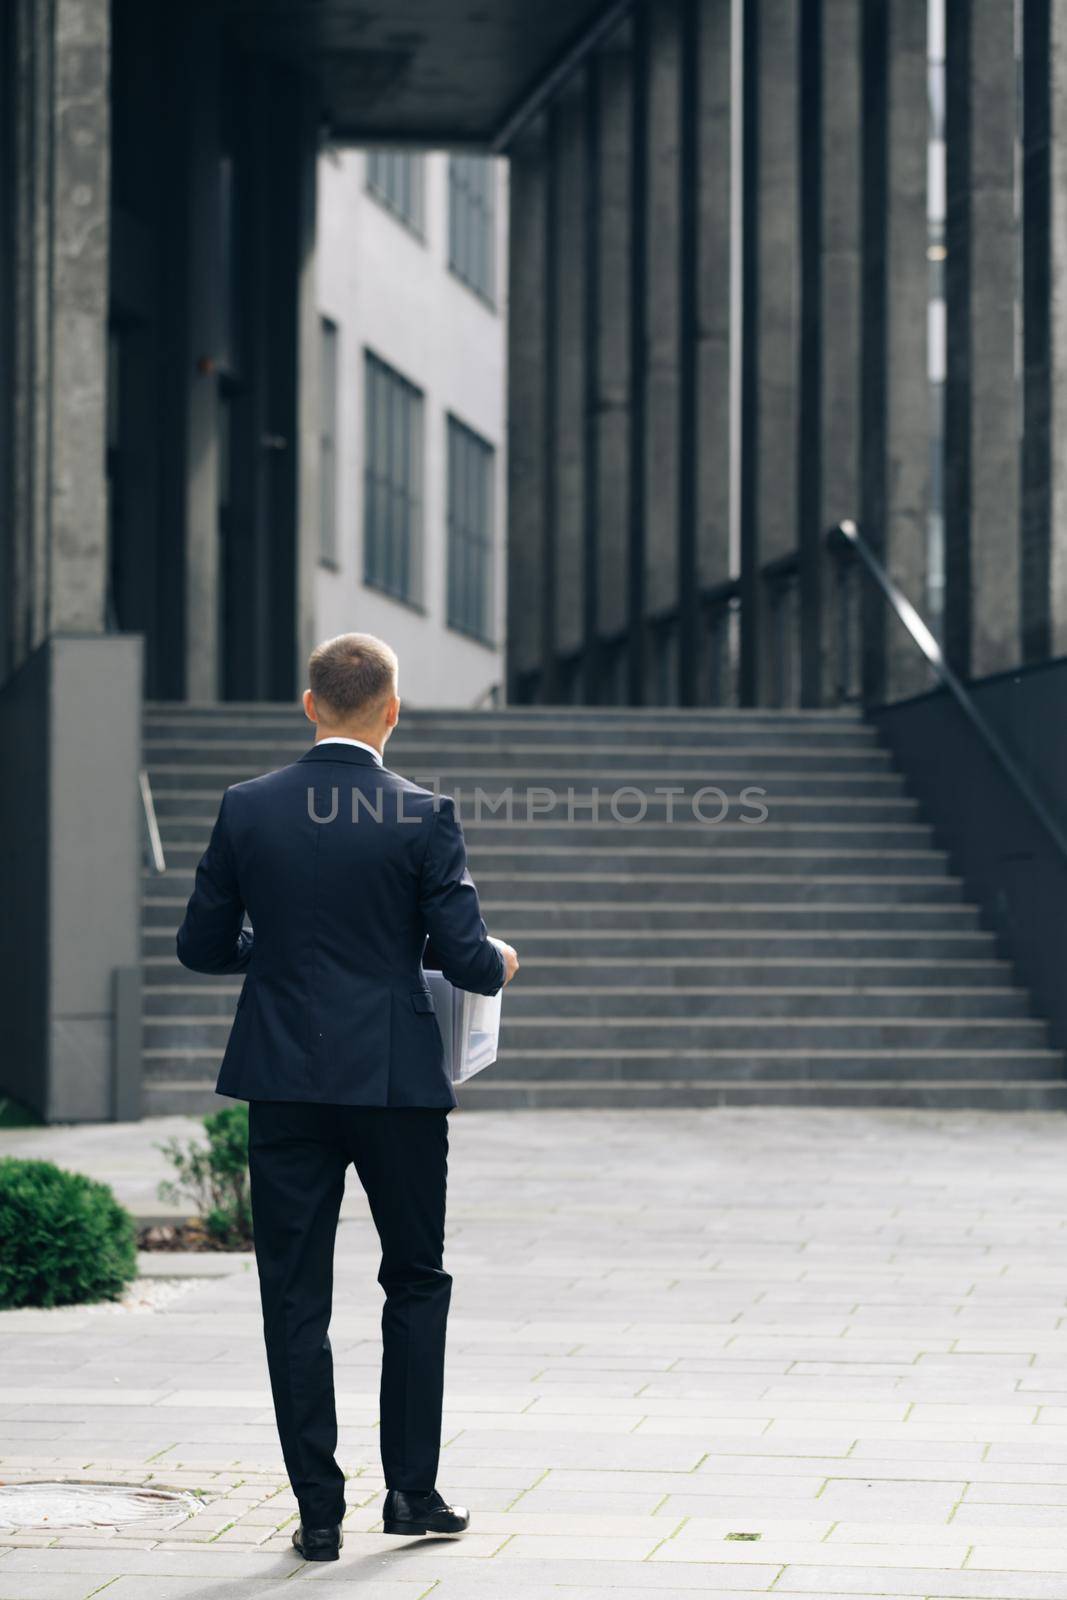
[157,1104,253,1248]
[0,1159,137,1309]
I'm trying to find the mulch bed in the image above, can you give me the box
[137,1220,254,1253]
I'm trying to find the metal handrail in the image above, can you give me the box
[828,517,1067,868]
[139,767,166,874]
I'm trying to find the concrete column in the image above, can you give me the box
[506,120,549,700]
[182,17,222,702]
[591,42,633,667]
[627,4,650,702]
[819,0,863,699]
[643,0,682,639]
[1050,5,1067,655]
[9,0,110,664]
[694,0,733,601]
[861,0,930,702]
[944,0,1020,677]
[294,89,321,689]
[1021,0,1067,661]
[0,635,143,1122]
[552,82,587,669]
[753,0,802,705]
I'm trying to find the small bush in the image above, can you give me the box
[0,1159,137,1309]
[157,1104,252,1249]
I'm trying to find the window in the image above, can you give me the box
[448,155,496,303]
[319,318,339,569]
[363,351,423,605]
[447,415,495,645]
[366,149,425,235]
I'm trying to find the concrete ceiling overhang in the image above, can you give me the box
[216,0,631,150]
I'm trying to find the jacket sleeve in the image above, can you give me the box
[176,791,254,976]
[418,795,504,996]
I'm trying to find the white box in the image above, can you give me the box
[425,963,503,1085]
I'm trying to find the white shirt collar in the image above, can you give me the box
[315,736,383,767]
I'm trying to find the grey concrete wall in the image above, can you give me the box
[47,636,143,1121]
[0,634,142,1122]
[6,0,111,674]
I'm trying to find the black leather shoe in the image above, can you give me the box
[382,1488,469,1536]
[291,1522,343,1561]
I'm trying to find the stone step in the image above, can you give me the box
[142,981,1031,1020]
[142,1015,1048,1053]
[153,794,921,828]
[139,701,1066,1110]
[140,894,982,934]
[144,747,894,776]
[150,817,937,852]
[455,1078,1067,1110]
[143,865,968,905]
[141,1075,1067,1113]
[142,952,1013,987]
[142,926,996,960]
[139,1078,1067,1113]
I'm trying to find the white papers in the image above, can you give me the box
[424,955,504,1085]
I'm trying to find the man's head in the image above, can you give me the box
[303,632,400,749]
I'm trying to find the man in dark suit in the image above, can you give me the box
[176,632,519,1564]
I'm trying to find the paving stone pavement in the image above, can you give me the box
[1,1107,1067,1599]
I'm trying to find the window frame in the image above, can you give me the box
[362,349,425,611]
[365,148,427,240]
[446,412,496,648]
[448,154,497,308]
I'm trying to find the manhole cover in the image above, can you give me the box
[0,1483,197,1529]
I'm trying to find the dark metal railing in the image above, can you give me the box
[827,517,1067,868]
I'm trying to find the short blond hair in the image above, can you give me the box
[308,633,398,720]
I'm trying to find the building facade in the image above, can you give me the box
[316,148,508,707]
[5,0,1067,1120]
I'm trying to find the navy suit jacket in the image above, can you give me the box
[176,742,505,1108]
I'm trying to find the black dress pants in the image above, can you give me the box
[247,1100,452,1527]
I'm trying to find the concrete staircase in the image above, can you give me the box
[140,703,1067,1113]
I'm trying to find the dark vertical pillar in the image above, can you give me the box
[694,0,734,681]
[644,0,683,704]
[944,0,1020,678]
[552,83,587,689]
[738,0,760,706]
[506,119,549,702]
[861,0,929,702]
[797,0,823,705]
[594,35,633,691]
[1021,0,1051,662]
[677,0,700,704]
[583,60,602,700]
[181,11,222,701]
[820,0,863,700]
[627,2,650,703]
[542,108,560,700]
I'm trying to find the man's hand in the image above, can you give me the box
[496,941,520,985]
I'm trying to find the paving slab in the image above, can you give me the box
[0,1106,1066,1598]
